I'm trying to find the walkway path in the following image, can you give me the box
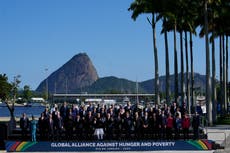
[206,125,230,153]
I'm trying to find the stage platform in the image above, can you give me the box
[5,140,215,152]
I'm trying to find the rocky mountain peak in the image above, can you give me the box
[36,53,99,94]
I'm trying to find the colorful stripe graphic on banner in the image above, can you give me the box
[6,141,37,152]
[187,140,212,150]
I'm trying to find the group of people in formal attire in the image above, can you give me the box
[20,101,201,141]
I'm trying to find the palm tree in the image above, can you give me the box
[180,30,185,105]
[161,0,180,105]
[185,31,190,113]
[210,0,230,114]
[176,0,197,110]
[158,15,171,105]
[198,0,212,125]
[208,0,219,123]
[188,0,200,111]
[226,36,228,106]
[129,0,161,104]
[190,32,194,112]
[222,0,230,113]
[162,0,195,108]
[223,35,227,112]
[156,0,172,105]
[163,17,170,105]
[211,33,217,122]
[220,36,223,112]
[205,0,213,125]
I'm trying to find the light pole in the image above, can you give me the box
[65,77,68,95]
[45,68,48,101]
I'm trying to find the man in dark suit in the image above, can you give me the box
[123,111,133,140]
[47,114,54,141]
[105,113,114,140]
[53,111,63,140]
[20,113,29,140]
[60,101,69,120]
[65,114,74,140]
[75,114,84,140]
[142,111,150,139]
[192,112,200,140]
[133,112,142,140]
[85,111,94,140]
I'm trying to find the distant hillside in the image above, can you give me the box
[140,73,206,93]
[36,53,98,93]
[80,73,206,94]
[81,76,146,94]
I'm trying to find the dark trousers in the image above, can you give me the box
[54,128,62,140]
[21,128,27,140]
[175,128,180,140]
[183,128,189,140]
[193,127,199,140]
[160,127,166,140]
[65,129,73,140]
[166,127,173,140]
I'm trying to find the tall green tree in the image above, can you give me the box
[23,85,32,102]
[0,74,12,102]
[185,31,190,113]
[160,0,180,104]
[176,0,198,109]
[156,0,172,105]
[163,17,170,104]
[204,0,212,125]
[0,74,20,129]
[129,0,161,104]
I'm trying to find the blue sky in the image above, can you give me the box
[0,0,229,90]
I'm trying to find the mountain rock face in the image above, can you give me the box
[36,53,98,93]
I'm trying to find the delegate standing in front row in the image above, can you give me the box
[30,115,38,142]
[20,113,29,140]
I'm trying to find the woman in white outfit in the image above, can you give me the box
[93,113,104,140]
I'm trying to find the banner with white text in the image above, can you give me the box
[5,140,213,152]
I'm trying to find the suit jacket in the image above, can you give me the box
[20,117,29,130]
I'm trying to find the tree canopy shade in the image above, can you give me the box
[0,74,12,101]
[0,74,21,130]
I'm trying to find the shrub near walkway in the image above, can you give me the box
[217,115,230,125]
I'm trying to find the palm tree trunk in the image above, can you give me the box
[226,36,229,111]
[164,18,170,105]
[204,0,212,126]
[190,32,194,113]
[223,35,227,113]
[180,31,185,106]
[212,34,217,123]
[174,22,179,105]
[220,35,223,113]
[152,13,160,105]
[185,31,190,114]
